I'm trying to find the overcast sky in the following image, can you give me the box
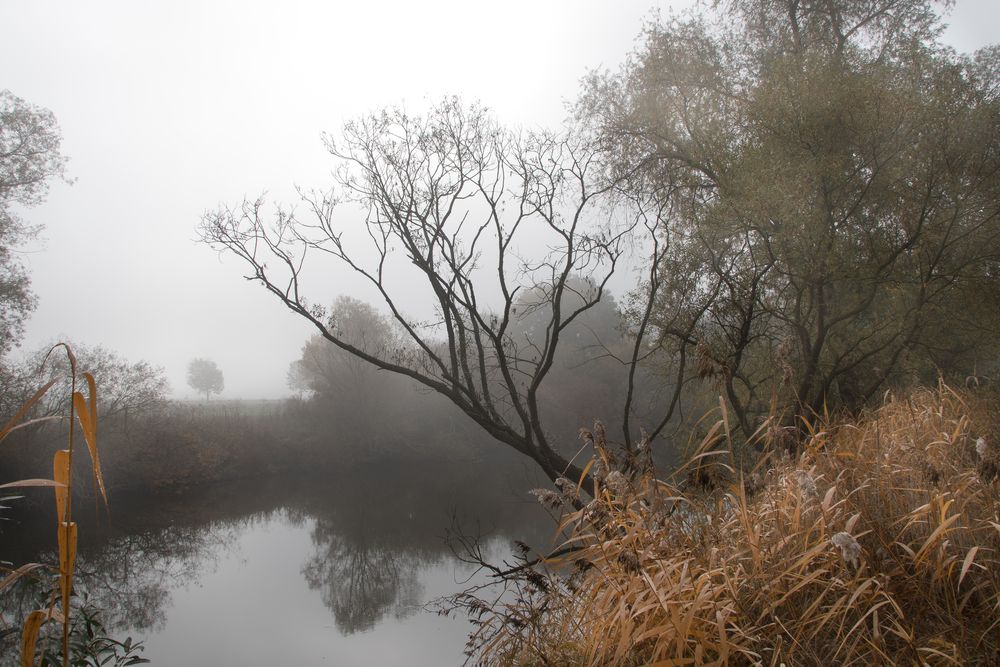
[3,0,997,399]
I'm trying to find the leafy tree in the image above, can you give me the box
[581,0,1000,435]
[294,296,401,402]
[186,358,224,401]
[0,90,70,357]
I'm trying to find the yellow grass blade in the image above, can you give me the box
[53,450,70,523]
[19,609,49,667]
[0,563,45,595]
[82,372,97,433]
[57,521,78,616]
[0,379,57,442]
[44,342,76,376]
[0,416,63,440]
[959,546,980,586]
[73,391,107,506]
[718,396,731,450]
[914,511,961,564]
[577,458,595,496]
[0,479,65,490]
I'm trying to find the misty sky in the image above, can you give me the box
[3,1,997,399]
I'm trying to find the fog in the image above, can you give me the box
[1,0,996,399]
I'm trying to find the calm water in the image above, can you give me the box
[1,459,554,665]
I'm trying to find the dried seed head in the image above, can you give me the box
[583,499,608,526]
[794,469,818,498]
[525,569,550,594]
[604,470,630,497]
[594,420,606,447]
[744,471,765,497]
[831,532,861,568]
[592,456,609,482]
[529,488,562,510]
[554,476,577,500]
[976,437,988,458]
[618,549,641,574]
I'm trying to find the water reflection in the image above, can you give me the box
[302,527,423,634]
[2,458,551,662]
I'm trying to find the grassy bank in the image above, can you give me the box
[463,385,1000,665]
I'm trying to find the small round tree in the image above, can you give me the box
[187,358,224,401]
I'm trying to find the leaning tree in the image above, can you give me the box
[199,99,683,484]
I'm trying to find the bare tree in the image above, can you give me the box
[200,99,680,484]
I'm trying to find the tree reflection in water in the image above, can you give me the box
[302,530,422,634]
[2,458,551,650]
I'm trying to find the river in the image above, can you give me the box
[1,458,556,665]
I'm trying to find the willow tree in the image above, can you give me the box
[581,0,1000,435]
[200,100,681,483]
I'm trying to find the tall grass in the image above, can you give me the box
[463,384,1000,665]
[1,344,107,667]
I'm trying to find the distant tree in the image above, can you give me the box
[186,358,224,401]
[295,296,400,402]
[0,90,70,357]
[580,0,1000,436]
[286,359,311,398]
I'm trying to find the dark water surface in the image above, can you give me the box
[2,459,555,665]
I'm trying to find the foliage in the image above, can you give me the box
[0,90,71,358]
[27,591,148,667]
[580,0,1000,435]
[185,358,223,401]
[456,384,1000,665]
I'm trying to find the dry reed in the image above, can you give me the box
[467,384,1000,666]
[0,344,106,667]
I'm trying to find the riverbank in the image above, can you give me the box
[463,384,1000,665]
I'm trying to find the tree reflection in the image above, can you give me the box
[2,458,552,650]
[74,523,240,632]
[302,530,423,634]
[294,460,551,634]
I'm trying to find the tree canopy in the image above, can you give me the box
[0,90,70,357]
[187,358,224,401]
[581,0,1000,435]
